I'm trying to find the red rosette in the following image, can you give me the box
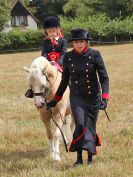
[48,52,60,61]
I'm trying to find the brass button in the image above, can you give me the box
[86,75,89,77]
[86,69,88,72]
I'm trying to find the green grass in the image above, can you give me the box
[0,44,133,177]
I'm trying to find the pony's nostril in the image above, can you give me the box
[35,102,43,108]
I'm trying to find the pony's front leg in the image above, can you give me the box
[38,109,55,160]
[49,138,55,159]
[43,121,55,159]
[53,112,64,161]
[54,134,61,161]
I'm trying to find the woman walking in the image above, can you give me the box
[47,28,109,166]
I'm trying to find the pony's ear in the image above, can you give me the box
[42,65,48,74]
[24,67,30,73]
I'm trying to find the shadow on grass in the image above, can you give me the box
[0,149,47,160]
[0,149,48,173]
[0,149,73,174]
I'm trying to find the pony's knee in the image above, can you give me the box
[47,134,53,139]
[54,133,60,140]
[54,129,61,141]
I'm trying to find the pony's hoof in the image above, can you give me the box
[53,156,61,161]
[50,152,55,159]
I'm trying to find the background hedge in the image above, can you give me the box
[0,15,133,51]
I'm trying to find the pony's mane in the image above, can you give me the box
[30,56,50,70]
[27,56,49,81]
[27,56,59,84]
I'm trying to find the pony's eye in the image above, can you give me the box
[41,85,45,90]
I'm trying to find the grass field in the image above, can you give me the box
[0,44,133,177]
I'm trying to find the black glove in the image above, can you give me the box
[99,99,108,110]
[47,99,58,109]
[25,89,33,98]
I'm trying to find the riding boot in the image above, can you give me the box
[73,150,83,167]
[87,152,93,165]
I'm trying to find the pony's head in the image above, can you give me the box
[24,66,49,108]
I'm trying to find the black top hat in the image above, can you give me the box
[43,16,60,29]
[69,28,91,41]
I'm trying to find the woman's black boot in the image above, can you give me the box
[73,150,83,167]
[87,152,93,165]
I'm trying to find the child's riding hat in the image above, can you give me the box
[43,16,60,29]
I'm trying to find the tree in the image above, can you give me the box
[123,16,133,41]
[63,0,103,18]
[103,0,133,19]
[29,0,68,24]
[22,0,37,15]
[63,0,133,19]
[0,0,11,31]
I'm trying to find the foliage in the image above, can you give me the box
[61,15,133,40]
[0,0,11,31]
[63,0,133,19]
[0,29,43,50]
[0,15,133,50]
[63,0,103,18]
[29,0,68,23]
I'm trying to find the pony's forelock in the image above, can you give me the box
[28,68,41,82]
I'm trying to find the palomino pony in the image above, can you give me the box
[24,56,74,161]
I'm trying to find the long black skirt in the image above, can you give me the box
[69,95,101,155]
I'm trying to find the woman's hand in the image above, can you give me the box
[99,99,108,110]
[47,99,58,109]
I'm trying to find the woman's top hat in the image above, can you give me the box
[69,28,91,41]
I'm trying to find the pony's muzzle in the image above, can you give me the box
[35,102,45,109]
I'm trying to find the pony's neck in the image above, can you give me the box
[45,64,59,86]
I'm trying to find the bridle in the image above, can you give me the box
[35,69,66,124]
[33,69,59,99]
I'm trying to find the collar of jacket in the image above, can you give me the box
[47,33,64,41]
[73,47,89,55]
[47,34,63,46]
